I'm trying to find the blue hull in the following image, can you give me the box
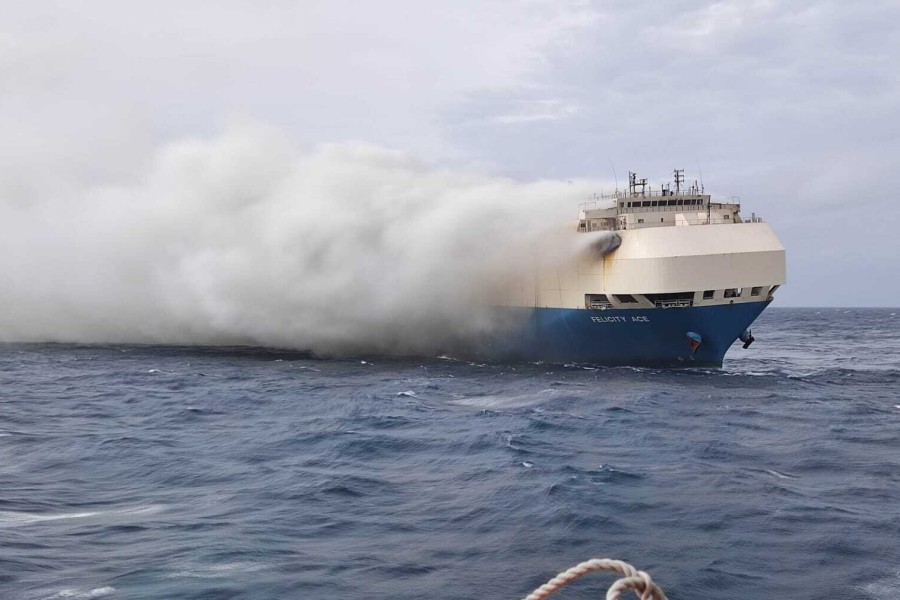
[480,301,771,367]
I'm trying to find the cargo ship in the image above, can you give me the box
[486,170,786,366]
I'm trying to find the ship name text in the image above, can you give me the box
[590,316,651,323]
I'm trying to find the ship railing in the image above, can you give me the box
[617,202,739,214]
[581,223,618,232]
[595,189,707,200]
[587,300,613,310]
[654,299,693,308]
[580,216,766,232]
[622,217,763,229]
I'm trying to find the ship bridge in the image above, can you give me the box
[577,170,763,232]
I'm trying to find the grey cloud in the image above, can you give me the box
[1,0,897,315]
[444,1,900,306]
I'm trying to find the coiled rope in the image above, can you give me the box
[521,558,668,600]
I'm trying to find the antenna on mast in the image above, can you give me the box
[695,160,705,194]
[674,168,684,194]
[628,171,647,197]
[608,160,618,194]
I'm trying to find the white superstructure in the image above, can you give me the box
[503,170,786,311]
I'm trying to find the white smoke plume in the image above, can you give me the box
[0,123,600,356]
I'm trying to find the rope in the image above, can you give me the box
[521,558,668,600]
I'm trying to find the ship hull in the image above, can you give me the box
[480,300,771,367]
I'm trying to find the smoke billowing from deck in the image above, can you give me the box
[0,124,602,356]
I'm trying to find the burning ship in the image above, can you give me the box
[488,169,786,366]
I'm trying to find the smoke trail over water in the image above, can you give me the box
[0,124,598,356]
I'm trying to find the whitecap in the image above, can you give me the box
[396,391,417,397]
[764,469,800,480]
[168,561,265,579]
[453,393,547,409]
[113,504,164,516]
[0,504,164,527]
[0,510,101,526]
[45,587,115,599]
[863,570,900,600]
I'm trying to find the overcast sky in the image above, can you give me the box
[2,0,899,307]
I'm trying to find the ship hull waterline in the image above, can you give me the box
[475,300,770,367]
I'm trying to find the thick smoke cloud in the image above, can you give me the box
[0,124,598,356]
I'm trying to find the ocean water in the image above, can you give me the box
[1,307,898,600]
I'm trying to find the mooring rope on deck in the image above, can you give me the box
[521,558,667,600]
